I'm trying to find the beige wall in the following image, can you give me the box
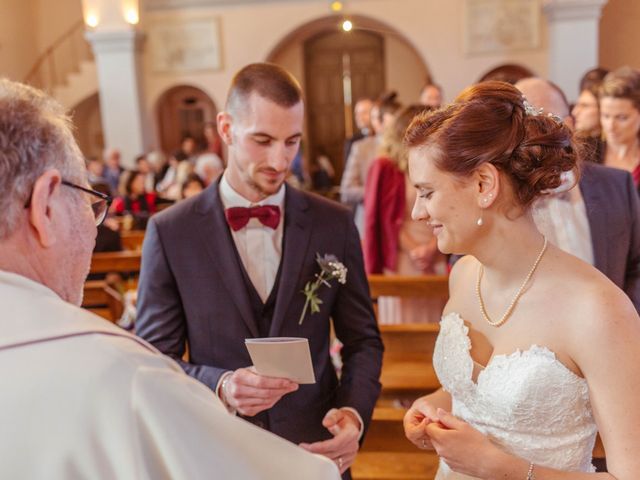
[0,0,37,80]
[142,0,550,147]
[600,0,640,70]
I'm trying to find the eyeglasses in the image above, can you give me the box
[24,180,113,227]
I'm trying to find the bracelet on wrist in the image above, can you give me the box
[526,462,535,480]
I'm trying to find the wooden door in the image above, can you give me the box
[304,30,384,181]
[156,85,217,154]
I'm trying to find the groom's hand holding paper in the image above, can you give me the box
[245,337,316,384]
[220,366,299,417]
[219,338,315,417]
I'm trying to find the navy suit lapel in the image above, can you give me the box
[580,163,608,273]
[270,187,312,336]
[194,181,260,337]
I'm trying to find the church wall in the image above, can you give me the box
[599,0,640,70]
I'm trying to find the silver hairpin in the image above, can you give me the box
[522,97,543,117]
[522,97,563,124]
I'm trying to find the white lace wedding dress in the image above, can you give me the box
[433,312,597,479]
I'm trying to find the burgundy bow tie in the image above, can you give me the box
[225,205,281,231]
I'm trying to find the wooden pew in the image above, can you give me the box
[90,251,141,275]
[368,274,448,398]
[354,275,448,480]
[120,230,145,251]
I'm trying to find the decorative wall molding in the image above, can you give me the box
[144,0,317,10]
[464,0,541,55]
[543,0,608,22]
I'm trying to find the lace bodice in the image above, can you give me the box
[433,312,597,479]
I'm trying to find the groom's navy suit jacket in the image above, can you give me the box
[136,180,383,445]
[580,162,640,311]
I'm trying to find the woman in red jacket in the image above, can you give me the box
[364,105,448,324]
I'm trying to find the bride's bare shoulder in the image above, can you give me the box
[546,247,638,332]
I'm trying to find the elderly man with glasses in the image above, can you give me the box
[0,78,339,478]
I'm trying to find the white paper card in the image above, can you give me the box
[245,337,316,384]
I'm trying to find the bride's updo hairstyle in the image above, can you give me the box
[405,81,578,208]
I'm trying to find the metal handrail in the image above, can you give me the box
[24,20,93,91]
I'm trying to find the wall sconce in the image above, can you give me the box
[85,13,99,27]
[124,8,139,24]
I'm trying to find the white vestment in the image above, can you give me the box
[0,270,339,479]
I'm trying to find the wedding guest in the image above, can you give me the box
[112,170,157,217]
[136,63,383,478]
[364,104,448,323]
[341,92,401,235]
[0,77,339,480]
[135,154,157,192]
[599,66,640,190]
[181,173,206,199]
[403,81,640,478]
[344,98,373,165]
[419,83,443,109]
[573,67,609,138]
[516,76,640,312]
[195,152,224,185]
[102,147,124,195]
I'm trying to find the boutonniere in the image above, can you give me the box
[298,253,348,325]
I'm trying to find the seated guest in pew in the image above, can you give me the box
[403,81,640,478]
[0,78,340,479]
[516,77,640,312]
[112,169,158,229]
[136,63,383,479]
[364,104,448,323]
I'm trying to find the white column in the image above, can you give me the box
[86,29,148,168]
[543,0,608,102]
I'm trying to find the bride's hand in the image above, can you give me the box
[426,408,509,478]
[403,396,440,450]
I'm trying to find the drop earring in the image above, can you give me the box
[476,195,491,227]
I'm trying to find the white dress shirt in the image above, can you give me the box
[533,172,594,265]
[219,173,285,302]
[218,175,365,437]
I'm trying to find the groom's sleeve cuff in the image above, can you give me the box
[340,407,365,440]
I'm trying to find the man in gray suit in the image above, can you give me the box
[516,76,640,310]
[136,63,383,478]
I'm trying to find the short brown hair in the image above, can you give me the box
[579,67,609,98]
[405,81,578,208]
[599,66,640,111]
[226,63,302,113]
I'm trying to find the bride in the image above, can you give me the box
[402,81,640,479]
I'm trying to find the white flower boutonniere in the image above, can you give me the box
[298,253,348,325]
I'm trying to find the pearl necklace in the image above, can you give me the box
[476,236,548,328]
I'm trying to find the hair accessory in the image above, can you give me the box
[522,97,543,117]
[522,96,563,124]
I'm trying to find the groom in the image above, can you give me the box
[136,63,383,476]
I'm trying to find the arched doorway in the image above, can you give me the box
[156,85,218,154]
[267,15,431,182]
[478,64,536,85]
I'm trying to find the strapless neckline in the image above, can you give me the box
[442,311,586,386]
[434,312,597,477]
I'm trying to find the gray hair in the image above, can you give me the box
[0,78,85,239]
